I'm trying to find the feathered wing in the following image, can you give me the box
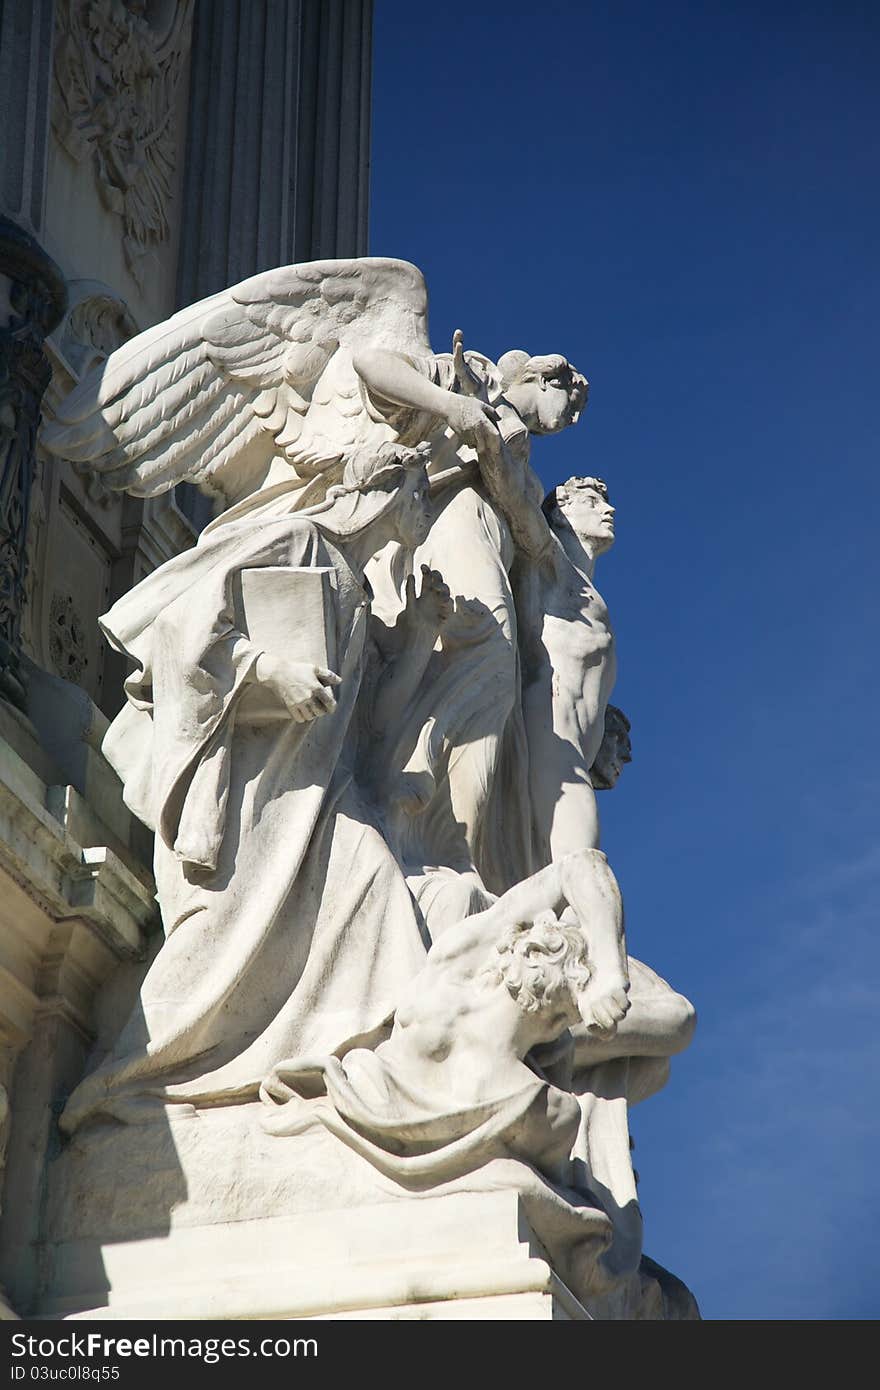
[41,259,432,501]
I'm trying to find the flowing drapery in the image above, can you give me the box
[62,502,429,1131]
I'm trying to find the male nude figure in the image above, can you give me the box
[516,476,617,865]
[457,454,694,1279]
[359,337,589,926]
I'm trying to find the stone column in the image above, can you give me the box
[177,0,373,306]
[0,0,56,237]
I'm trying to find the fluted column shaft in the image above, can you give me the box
[177,0,372,306]
[0,0,56,236]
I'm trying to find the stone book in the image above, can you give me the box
[236,566,337,722]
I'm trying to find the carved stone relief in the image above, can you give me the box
[48,592,90,685]
[56,280,139,384]
[51,0,194,290]
[51,279,139,507]
[0,219,66,708]
[21,281,139,684]
[31,278,205,715]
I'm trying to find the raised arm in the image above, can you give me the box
[474,423,555,561]
[424,849,629,1036]
[420,857,568,976]
[424,850,599,973]
[352,346,500,451]
[451,330,554,563]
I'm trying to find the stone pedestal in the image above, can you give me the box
[32,1101,617,1321]
[44,1189,592,1322]
[31,1094,699,1321]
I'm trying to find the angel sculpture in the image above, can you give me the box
[40,259,699,1319]
[58,436,460,1130]
[45,258,589,936]
[40,257,567,1125]
[43,258,496,508]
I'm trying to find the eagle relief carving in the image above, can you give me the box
[51,0,194,289]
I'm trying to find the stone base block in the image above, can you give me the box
[34,1102,698,1320]
[43,1189,591,1321]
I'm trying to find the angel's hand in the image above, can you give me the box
[445,394,500,453]
[401,564,453,633]
[452,329,484,398]
[253,653,341,723]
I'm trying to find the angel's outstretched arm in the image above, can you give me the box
[41,258,438,504]
[352,347,500,450]
[472,424,555,562]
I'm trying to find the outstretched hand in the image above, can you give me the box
[253,653,341,723]
[446,394,501,453]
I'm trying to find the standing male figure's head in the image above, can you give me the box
[542,475,616,556]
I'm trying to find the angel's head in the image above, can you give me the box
[497,351,589,434]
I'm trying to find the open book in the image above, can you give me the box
[234,566,338,723]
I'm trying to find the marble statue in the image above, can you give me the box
[261,849,626,1186]
[58,442,443,1130]
[41,257,696,1319]
[365,332,589,931]
[519,476,617,865]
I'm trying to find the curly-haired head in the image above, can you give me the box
[480,911,591,1019]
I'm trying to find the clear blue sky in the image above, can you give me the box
[370,0,879,1320]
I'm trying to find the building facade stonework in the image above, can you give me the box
[0,0,373,1320]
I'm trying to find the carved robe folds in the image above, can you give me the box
[61,502,428,1131]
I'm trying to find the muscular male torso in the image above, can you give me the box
[520,541,616,863]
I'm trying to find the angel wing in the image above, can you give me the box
[41,258,432,501]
